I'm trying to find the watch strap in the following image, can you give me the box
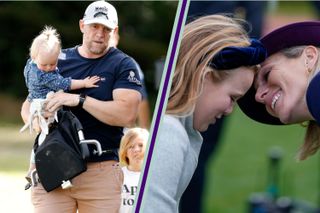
[78,93,87,108]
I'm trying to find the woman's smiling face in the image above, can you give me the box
[254,50,311,124]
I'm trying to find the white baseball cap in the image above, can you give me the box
[83,1,118,30]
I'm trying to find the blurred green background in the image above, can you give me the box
[1,1,320,213]
[205,107,319,212]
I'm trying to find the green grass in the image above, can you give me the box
[203,107,319,212]
[0,126,34,173]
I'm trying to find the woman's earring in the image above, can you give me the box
[300,121,309,127]
[305,60,312,73]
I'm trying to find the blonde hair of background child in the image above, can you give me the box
[119,128,149,167]
[167,15,258,116]
[29,25,61,60]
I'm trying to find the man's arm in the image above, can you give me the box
[84,88,141,127]
[137,99,151,129]
[21,98,44,133]
[46,88,141,127]
[21,99,31,124]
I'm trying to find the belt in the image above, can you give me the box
[85,148,119,162]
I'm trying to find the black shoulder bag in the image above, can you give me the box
[34,110,102,192]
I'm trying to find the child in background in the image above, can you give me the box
[22,26,100,186]
[118,128,149,213]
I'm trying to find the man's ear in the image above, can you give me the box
[79,20,85,33]
[114,26,119,35]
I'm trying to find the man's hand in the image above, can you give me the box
[45,91,79,112]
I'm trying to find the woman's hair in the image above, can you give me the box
[29,25,61,60]
[281,46,320,160]
[119,127,149,167]
[167,15,256,115]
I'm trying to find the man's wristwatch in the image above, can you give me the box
[78,93,87,108]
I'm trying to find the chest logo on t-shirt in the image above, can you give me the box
[127,71,142,85]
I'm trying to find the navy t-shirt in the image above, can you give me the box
[58,46,142,162]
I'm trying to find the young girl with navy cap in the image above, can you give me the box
[140,14,266,212]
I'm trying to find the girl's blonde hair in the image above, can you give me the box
[167,15,256,115]
[281,46,320,160]
[29,25,61,60]
[119,128,149,167]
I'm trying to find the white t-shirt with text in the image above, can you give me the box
[119,166,141,213]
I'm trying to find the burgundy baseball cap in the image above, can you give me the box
[238,21,320,125]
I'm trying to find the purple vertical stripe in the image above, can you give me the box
[134,0,188,212]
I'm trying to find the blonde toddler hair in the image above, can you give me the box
[29,25,61,60]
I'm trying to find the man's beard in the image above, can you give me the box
[88,41,107,55]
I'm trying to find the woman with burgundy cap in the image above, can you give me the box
[140,15,266,213]
[238,21,320,161]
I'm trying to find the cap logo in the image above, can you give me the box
[94,12,109,20]
[94,6,109,19]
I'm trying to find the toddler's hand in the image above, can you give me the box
[84,76,100,88]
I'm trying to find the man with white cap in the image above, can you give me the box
[21,1,142,212]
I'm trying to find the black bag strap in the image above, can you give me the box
[33,110,84,155]
[33,109,99,159]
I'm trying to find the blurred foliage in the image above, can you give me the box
[0,1,177,99]
[205,107,319,212]
[274,1,319,16]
